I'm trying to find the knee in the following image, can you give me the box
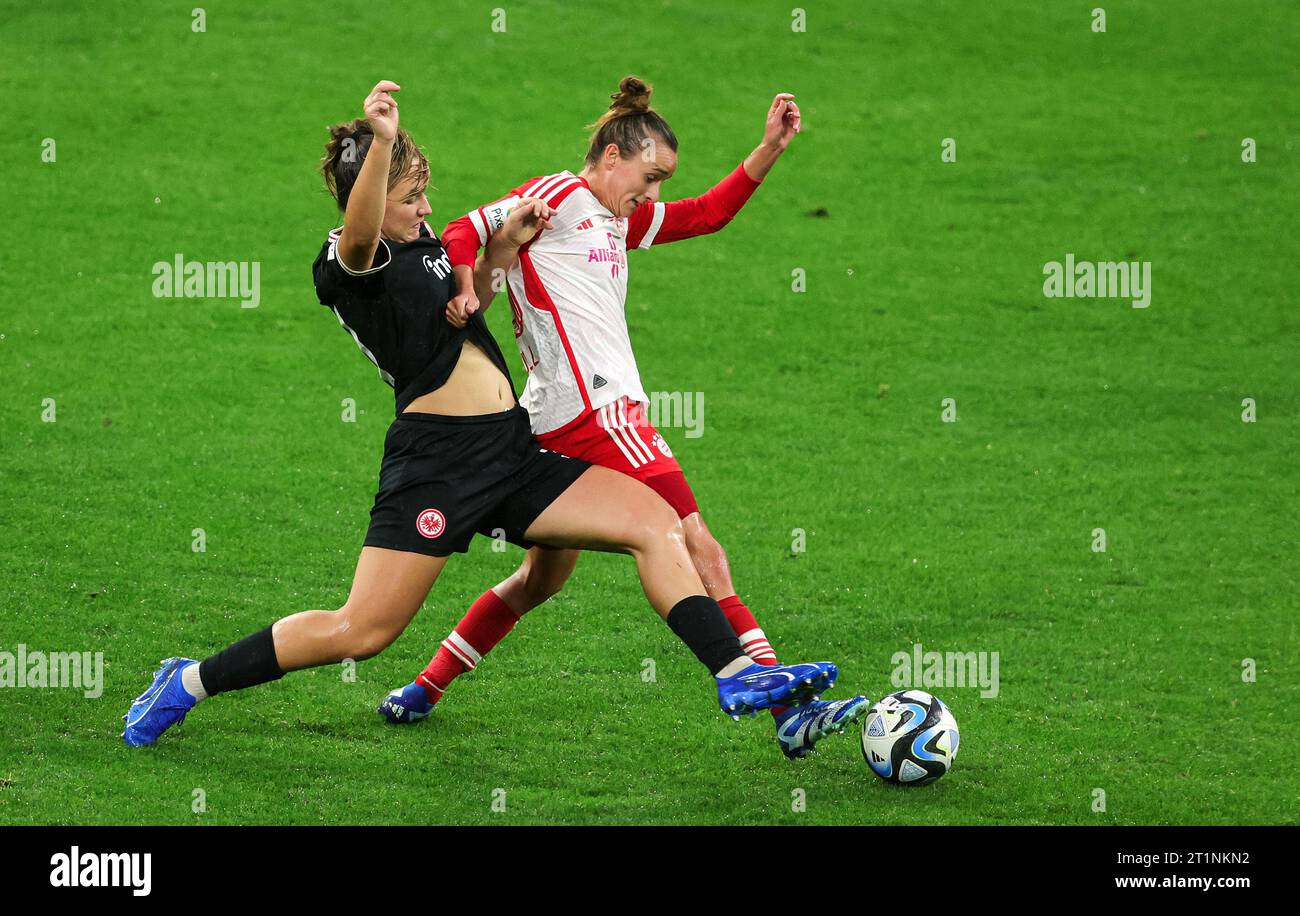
[349,630,396,662]
[687,527,726,565]
[631,501,687,556]
[332,605,400,661]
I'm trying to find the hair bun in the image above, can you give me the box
[609,76,652,114]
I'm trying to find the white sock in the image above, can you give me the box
[737,628,778,664]
[715,655,754,679]
[181,662,209,702]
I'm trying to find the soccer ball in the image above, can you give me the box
[861,690,960,785]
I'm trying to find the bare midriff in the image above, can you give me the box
[403,339,515,416]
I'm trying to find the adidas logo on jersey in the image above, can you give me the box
[592,374,607,389]
[575,218,594,231]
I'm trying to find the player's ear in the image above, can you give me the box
[603,143,621,170]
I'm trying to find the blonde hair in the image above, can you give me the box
[320,119,430,212]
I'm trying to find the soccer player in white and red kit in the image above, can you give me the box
[380,77,867,757]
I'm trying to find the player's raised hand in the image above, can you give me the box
[500,198,555,247]
[364,80,401,141]
[761,92,801,152]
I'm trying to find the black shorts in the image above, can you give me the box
[364,405,591,557]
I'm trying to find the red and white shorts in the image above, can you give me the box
[535,396,700,519]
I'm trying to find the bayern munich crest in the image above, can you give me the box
[415,508,446,539]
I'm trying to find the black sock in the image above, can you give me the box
[666,596,744,675]
[197,625,285,696]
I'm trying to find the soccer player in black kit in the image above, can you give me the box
[122,80,837,746]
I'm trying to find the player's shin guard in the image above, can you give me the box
[416,589,520,703]
[196,626,284,695]
[666,595,746,675]
[718,595,788,718]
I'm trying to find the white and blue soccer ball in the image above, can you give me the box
[861,690,960,786]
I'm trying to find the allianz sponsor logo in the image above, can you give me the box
[890,642,1000,698]
[50,847,151,896]
[646,390,704,439]
[0,644,103,698]
[1042,253,1151,308]
[586,246,627,267]
[151,253,261,308]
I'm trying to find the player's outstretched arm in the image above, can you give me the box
[742,91,801,182]
[446,199,553,327]
[337,80,401,272]
[628,93,802,249]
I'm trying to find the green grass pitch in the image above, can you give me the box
[1,0,1296,825]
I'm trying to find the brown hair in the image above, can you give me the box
[320,118,430,212]
[584,76,678,167]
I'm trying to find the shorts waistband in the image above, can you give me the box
[394,404,527,426]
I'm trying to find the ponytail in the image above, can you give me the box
[584,76,677,167]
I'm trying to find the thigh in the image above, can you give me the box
[523,465,677,553]
[342,545,449,632]
[273,546,449,670]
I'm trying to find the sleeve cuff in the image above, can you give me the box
[735,159,763,187]
[637,202,668,249]
[336,238,393,276]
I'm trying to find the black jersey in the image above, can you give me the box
[312,222,514,414]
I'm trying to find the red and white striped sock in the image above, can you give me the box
[718,595,789,718]
[416,589,521,704]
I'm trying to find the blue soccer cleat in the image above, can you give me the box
[122,657,199,747]
[775,695,871,759]
[716,661,837,719]
[376,681,433,724]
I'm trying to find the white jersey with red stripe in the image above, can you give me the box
[443,163,759,435]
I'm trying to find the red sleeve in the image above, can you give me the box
[441,213,484,269]
[441,177,546,268]
[626,162,761,249]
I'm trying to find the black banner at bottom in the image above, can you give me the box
[1,825,1285,900]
